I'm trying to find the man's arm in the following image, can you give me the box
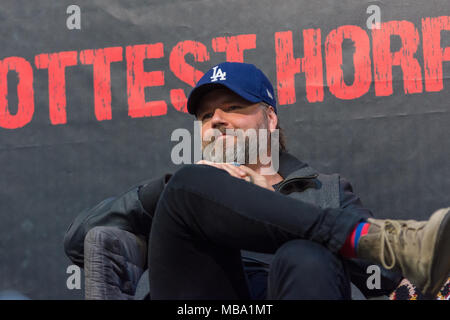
[64,174,170,267]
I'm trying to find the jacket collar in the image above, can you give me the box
[276,152,320,194]
[278,151,317,179]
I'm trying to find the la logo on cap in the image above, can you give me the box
[210,66,227,82]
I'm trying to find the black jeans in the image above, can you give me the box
[148,165,363,299]
[246,239,351,299]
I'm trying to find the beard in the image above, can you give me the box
[201,122,270,164]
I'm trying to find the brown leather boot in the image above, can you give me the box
[357,207,450,296]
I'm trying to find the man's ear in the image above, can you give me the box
[266,106,278,132]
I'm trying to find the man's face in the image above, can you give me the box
[195,87,277,164]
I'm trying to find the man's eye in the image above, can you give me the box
[201,113,213,121]
[228,105,242,111]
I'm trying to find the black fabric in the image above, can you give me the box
[64,176,165,267]
[64,151,402,297]
[147,164,364,299]
[267,240,351,299]
[84,227,147,300]
[345,258,403,297]
[138,174,172,214]
[245,239,355,300]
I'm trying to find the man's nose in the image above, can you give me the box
[210,108,229,128]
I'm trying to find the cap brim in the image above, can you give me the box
[187,83,261,115]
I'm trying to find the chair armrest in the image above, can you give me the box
[84,226,147,300]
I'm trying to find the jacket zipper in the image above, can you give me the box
[275,174,319,192]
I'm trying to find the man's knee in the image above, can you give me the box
[271,240,341,276]
[155,164,221,221]
[167,164,224,190]
[268,240,350,299]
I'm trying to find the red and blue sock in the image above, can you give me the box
[339,222,370,258]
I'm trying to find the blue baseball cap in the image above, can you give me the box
[187,62,277,115]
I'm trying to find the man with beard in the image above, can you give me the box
[64,62,450,300]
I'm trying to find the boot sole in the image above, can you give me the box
[426,208,450,296]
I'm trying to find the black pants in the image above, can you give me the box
[148,165,363,299]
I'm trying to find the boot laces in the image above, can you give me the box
[379,220,401,270]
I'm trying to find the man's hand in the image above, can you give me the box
[195,160,275,191]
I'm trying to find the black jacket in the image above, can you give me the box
[64,152,402,297]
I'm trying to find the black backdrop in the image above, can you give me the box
[0,0,449,299]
